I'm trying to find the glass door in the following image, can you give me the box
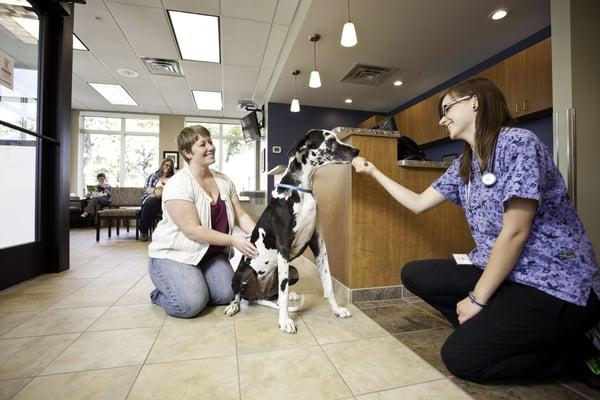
[0,0,74,290]
[0,1,40,250]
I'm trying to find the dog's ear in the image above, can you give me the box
[288,129,326,156]
[287,136,308,157]
[305,129,326,149]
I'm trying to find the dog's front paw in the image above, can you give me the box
[224,302,240,317]
[279,317,297,334]
[334,306,352,319]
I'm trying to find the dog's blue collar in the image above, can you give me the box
[275,183,313,194]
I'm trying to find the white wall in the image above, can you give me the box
[551,0,600,252]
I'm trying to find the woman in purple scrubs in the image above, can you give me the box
[352,77,600,385]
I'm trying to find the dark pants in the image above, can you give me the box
[401,259,600,382]
[84,196,111,215]
[139,196,162,234]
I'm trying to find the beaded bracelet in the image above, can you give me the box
[468,291,487,307]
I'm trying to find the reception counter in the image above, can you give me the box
[308,127,474,302]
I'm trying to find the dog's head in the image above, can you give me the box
[288,129,359,168]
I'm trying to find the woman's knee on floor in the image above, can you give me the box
[210,282,234,305]
[440,333,487,382]
[167,291,209,318]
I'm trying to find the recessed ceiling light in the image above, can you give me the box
[117,68,139,78]
[393,80,403,86]
[73,34,88,51]
[490,9,508,21]
[344,98,353,104]
[89,83,138,106]
[192,90,222,110]
[168,10,220,63]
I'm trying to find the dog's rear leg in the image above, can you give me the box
[277,252,296,333]
[309,227,352,318]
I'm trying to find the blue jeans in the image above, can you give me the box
[148,253,235,318]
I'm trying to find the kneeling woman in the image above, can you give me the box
[148,125,257,318]
[353,78,600,383]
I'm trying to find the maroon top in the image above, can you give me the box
[202,195,229,261]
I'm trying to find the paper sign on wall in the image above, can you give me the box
[0,49,15,90]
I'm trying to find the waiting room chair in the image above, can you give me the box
[96,187,144,242]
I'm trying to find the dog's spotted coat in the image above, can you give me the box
[224,129,359,333]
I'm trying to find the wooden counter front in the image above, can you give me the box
[309,134,474,289]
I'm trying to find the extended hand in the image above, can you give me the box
[352,157,376,176]
[231,235,257,259]
[456,297,483,325]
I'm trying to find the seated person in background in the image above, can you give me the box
[139,158,175,242]
[81,172,112,218]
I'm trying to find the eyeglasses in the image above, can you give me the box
[440,95,473,117]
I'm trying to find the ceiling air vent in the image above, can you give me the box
[341,63,396,86]
[141,57,184,77]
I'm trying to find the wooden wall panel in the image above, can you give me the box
[312,163,352,287]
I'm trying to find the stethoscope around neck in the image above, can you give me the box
[466,141,497,209]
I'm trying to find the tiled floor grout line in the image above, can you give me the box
[123,304,168,400]
[299,312,359,398]
[233,319,243,400]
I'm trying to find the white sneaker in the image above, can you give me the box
[80,212,88,218]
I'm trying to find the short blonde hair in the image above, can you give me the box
[177,125,211,163]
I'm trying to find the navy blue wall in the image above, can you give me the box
[267,102,373,169]
[422,116,553,161]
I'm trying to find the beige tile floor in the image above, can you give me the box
[0,229,474,400]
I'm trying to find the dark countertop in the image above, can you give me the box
[397,159,452,169]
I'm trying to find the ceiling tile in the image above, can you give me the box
[180,61,222,91]
[162,0,219,15]
[274,0,299,25]
[222,65,259,100]
[221,17,270,67]
[108,2,179,60]
[254,68,273,104]
[262,24,288,69]
[152,75,196,114]
[107,0,162,7]
[220,0,277,22]
[72,52,116,84]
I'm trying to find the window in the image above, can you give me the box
[0,2,39,249]
[79,114,159,194]
[185,119,257,192]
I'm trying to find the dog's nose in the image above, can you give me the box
[351,148,360,157]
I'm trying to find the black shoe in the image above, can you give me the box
[150,289,159,305]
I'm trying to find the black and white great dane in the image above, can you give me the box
[224,129,359,333]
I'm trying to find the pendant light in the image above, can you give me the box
[290,69,300,112]
[309,34,321,88]
[340,0,358,47]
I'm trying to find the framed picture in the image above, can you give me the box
[163,151,179,170]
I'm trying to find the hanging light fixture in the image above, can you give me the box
[309,34,322,88]
[340,0,358,47]
[290,69,301,112]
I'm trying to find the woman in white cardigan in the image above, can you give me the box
[148,125,257,318]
